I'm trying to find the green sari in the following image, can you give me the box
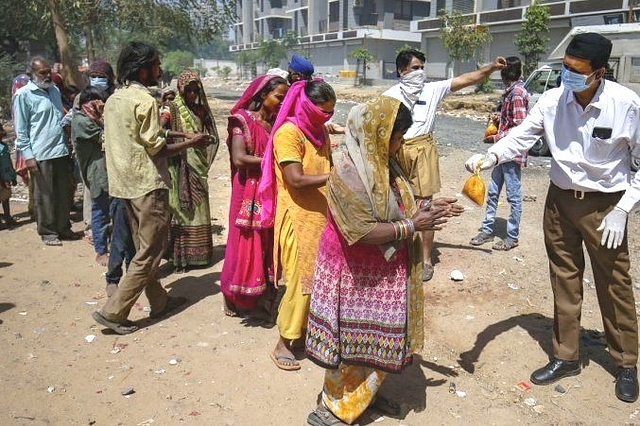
[166,92,217,269]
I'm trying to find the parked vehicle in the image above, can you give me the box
[523,23,640,157]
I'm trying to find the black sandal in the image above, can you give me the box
[307,404,349,426]
[91,311,138,335]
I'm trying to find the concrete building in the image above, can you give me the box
[413,0,640,79]
[231,0,640,83]
[230,0,430,82]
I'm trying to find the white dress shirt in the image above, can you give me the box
[383,79,451,139]
[488,80,640,213]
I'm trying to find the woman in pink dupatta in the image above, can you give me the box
[220,75,289,319]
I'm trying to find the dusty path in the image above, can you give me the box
[1,83,640,425]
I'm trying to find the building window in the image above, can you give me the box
[394,1,412,20]
[329,1,339,22]
[271,0,283,7]
[498,0,522,8]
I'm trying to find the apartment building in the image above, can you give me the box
[231,0,640,82]
[414,0,640,79]
[230,0,429,81]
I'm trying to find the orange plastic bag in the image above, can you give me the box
[462,168,486,206]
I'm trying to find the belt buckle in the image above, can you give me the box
[574,190,585,200]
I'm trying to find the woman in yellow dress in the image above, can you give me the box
[259,79,337,370]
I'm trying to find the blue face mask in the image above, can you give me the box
[561,65,596,93]
[90,77,109,91]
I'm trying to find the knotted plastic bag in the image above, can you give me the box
[462,167,486,206]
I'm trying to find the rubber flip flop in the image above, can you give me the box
[270,350,301,371]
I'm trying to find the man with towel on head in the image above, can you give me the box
[287,54,315,84]
[465,32,640,403]
[287,54,345,134]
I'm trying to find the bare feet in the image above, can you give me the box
[95,253,108,267]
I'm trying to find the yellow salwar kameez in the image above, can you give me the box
[273,122,330,340]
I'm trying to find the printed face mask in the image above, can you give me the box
[90,77,109,91]
[561,65,596,93]
[399,69,425,93]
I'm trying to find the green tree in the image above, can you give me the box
[0,0,235,88]
[395,44,422,55]
[514,0,551,78]
[438,9,493,76]
[258,39,286,70]
[162,50,195,76]
[235,50,258,80]
[217,66,232,80]
[349,47,374,86]
[282,30,300,52]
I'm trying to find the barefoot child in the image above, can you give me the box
[0,123,18,228]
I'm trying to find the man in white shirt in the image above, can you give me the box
[384,49,506,281]
[465,33,640,403]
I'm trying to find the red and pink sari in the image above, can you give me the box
[220,78,277,310]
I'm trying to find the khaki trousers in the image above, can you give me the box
[102,189,170,323]
[544,183,637,367]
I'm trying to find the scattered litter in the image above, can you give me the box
[523,195,537,202]
[523,397,536,406]
[85,301,98,305]
[532,405,545,414]
[515,381,531,391]
[85,334,96,343]
[498,269,507,275]
[455,390,466,398]
[449,270,464,281]
[373,416,384,423]
[449,382,456,393]
[18,311,27,316]
[513,256,524,263]
[630,408,640,419]
[168,358,181,365]
[465,315,475,320]
[137,419,154,426]
[154,369,166,375]
[110,342,128,354]
[583,278,591,284]
[507,283,519,290]
[554,384,566,394]
[196,342,209,347]
[121,387,135,396]
[47,386,55,393]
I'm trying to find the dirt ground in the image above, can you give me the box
[2,82,640,426]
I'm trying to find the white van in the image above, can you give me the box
[523,23,640,156]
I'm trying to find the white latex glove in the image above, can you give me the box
[596,206,627,249]
[464,153,497,173]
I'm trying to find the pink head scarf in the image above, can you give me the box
[257,79,334,227]
[230,74,281,115]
